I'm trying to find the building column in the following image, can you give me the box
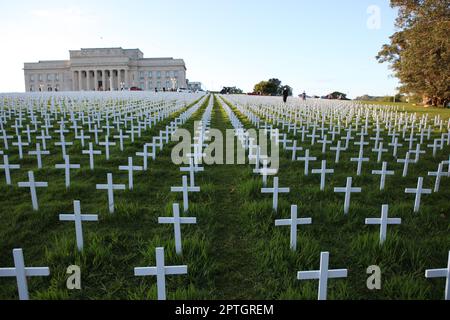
[102,70,106,91]
[72,71,76,91]
[117,70,122,91]
[86,70,90,91]
[94,70,98,91]
[109,70,113,91]
[78,71,83,91]
[125,69,129,89]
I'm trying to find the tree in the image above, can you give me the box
[376,0,450,107]
[220,86,243,94]
[253,78,293,96]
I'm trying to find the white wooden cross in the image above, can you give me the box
[334,177,361,215]
[134,247,188,300]
[424,251,450,300]
[180,157,204,187]
[28,143,50,169]
[261,177,290,211]
[12,135,29,159]
[96,173,126,213]
[158,203,196,255]
[443,155,450,174]
[256,159,277,186]
[17,171,48,210]
[36,130,52,150]
[119,156,143,190]
[297,251,348,300]
[0,154,20,185]
[0,129,13,150]
[55,155,80,188]
[404,177,432,213]
[82,142,102,170]
[330,140,346,163]
[371,161,395,190]
[275,205,311,251]
[75,129,91,148]
[285,140,303,161]
[99,135,116,160]
[427,139,440,157]
[59,200,98,251]
[388,137,402,158]
[397,152,414,177]
[136,143,155,170]
[113,129,129,151]
[318,135,332,154]
[372,142,388,163]
[54,135,73,158]
[350,149,369,176]
[428,162,448,192]
[0,248,50,300]
[170,175,200,212]
[365,204,401,245]
[297,149,317,176]
[311,160,334,191]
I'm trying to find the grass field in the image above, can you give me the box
[0,95,449,300]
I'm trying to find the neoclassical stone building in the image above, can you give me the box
[23,47,187,92]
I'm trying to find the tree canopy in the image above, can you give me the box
[253,78,292,96]
[376,0,450,107]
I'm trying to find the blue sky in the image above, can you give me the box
[0,0,400,97]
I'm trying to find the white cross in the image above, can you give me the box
[75,129,91,148]
[428,162,448,192]
[275,205,311,251]
[334,177,361,215]
[256,159,277,186]
[297,251,348,300]
[443,155,450,174]
[285,140,303,161]
[0,154,20,185]
[170,175,200,212]
[388,137,402,158]
[350,149,369,176]
[365,204,401,245]
[36,130,52,150]
[297,149,317,176]
[55,155,80,188]
[425,251,450,300]
[397,152,414,177]
[12,135,29,159]
[261,177,290,211]
[113,129,129,151]
[330,140,346,163]
[180,157,204,187]
[158,203,196,255]
[28,143,50,169]
[17,171,48,210]
[119,156,143,190]
[136,143,156,170]
[0,129,13,150]
[371,161,395,190]
[54,135,73,158]
[311,160,334,191]
[318,134,332,154]
[89,125,103,144]
[404,177,432,213]
[408,143,425,164]
[96,173,126,213]
[134,247,187,300]
[82,142,102,170]
[427,139,440,157]
[99,135,116,160]
[59,200,98,251]
[0,248,50,300]
[372,142,388,163]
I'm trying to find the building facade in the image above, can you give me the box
[23,47,187,92]
[187,81,203,92]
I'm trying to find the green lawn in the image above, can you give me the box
[0,95,449,300]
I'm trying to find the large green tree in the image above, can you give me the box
[253,78,292,96]
[376,0,450,107]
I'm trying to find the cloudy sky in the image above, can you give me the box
[0,0,400,98]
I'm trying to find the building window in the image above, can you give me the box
[55,74,59,81]
[139,71,145,80]
[30,75,35,82]
[47,74,53,81]
[148,71,152,78]
[38,74,43,82]
[157,71,161,79]
[157,81,161,88]
[166,71,170,78]
[174,70,178,78]
[170,71,174,78]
